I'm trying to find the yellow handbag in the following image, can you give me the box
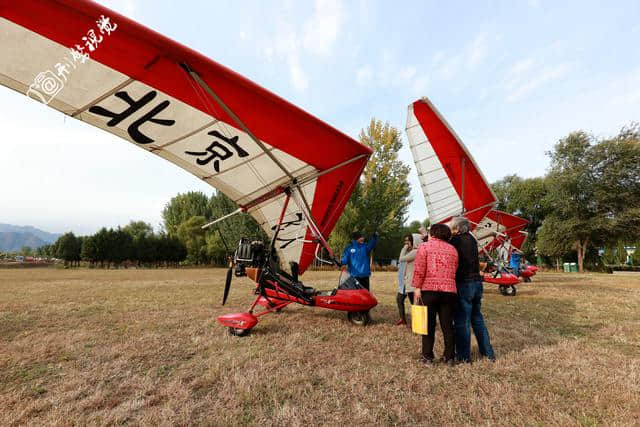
[411,303,428,335]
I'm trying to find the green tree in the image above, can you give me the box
[123,221,154,240]
[492,175,548,259]
[205,232,228,266]
[617,241,630,265]
[55,232,81,267]
[111,228,134,267]
[81,235,98,266]
[207,191,267,259]
[165,235,188,266]
[631,244,640,266]
[135,234,157,266]
[536,216,577,270]
[162,192,213,236]
[330,119,412,262]
[35,245,48,257]
[176,216,209,265]
[92,228,115,268]
[402,218,429,237]
[20,246,32,256]
[538,126,640,272]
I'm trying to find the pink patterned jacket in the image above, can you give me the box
[411,237,459,294]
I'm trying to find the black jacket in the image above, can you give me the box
[450,232,482,283]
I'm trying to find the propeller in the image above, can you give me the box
[218,228,234,306]
[222,256,233,306]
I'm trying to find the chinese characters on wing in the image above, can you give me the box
[185,130,249,173]
[88,91,251,174]
[89,90,175,144]
[271,213,305,249]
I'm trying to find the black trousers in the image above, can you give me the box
[421,290,457,361]
[354,276,370,291]
[396,292,414,321]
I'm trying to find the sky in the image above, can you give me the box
[1,0,639,235]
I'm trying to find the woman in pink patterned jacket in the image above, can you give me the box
[412,223,459,364]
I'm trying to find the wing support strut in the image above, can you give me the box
[200,152,367,230]
[181,63,350,265]
[180,63,295,181]
[202,207,243,229]
[290,187,338,265]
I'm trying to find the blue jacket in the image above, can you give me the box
[341,234,378,278]
[509,252,522,269]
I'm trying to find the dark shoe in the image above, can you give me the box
[395,319,407,326]
[480,354,496,362]
[420,356,434,364]
[440,357,456,367]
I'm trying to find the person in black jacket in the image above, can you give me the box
[449,216,495,362]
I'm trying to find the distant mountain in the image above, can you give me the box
[0,232,48,252]
[0,224,61,244]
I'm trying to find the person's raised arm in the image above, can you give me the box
[399,247,417,263]
[366,232,379,253]
[399,245,409,260]
[341,245,350,267]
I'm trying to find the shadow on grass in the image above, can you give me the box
[484,295,598,358]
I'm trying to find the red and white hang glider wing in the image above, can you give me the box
[406,98,496,226]
[0,0,371,274]
[475,209,529,251]
[509,231,528,251]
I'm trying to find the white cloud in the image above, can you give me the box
[256,0,345,92]
[288,55,309,91]
[431,51,446,65]
[303,0,345,56]
[510,57,536,75]
[398,66,417,82]
[468,33,488,67]
[356,65,373,86]
[274,30,299,56]
[505,62,571,102]
[413,75,429,94]
[439,54,463,80]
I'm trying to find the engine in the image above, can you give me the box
[233,238,267,277]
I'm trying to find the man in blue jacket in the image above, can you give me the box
[509,249,522,277]
[341,231,378,291]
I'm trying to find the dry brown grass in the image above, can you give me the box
[1,269,639,425]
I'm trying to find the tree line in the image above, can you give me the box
[41,222,187,268]
[492,124,640,272]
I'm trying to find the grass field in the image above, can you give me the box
[1,269,639,425]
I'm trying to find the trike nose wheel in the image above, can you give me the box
[228,327,251,337]
[347,311,371,326]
